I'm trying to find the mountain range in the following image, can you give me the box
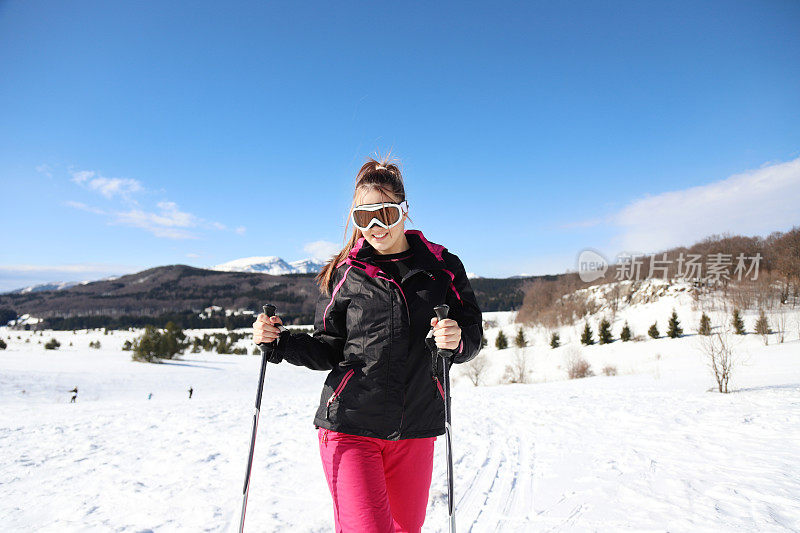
[4,256,484,295]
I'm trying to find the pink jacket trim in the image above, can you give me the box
[323,265,352,331]
[404,229,445,261]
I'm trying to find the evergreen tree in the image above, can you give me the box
[514,327,527,348]
[160,321,188,357]
[620,321,632,342]
[648,322,660,339]
[731,308,745,335]
[132,326,163,362]
[598,318,613,344]
[216,337,231,354]
[754,309,771,344]
[0,338,6,350]
[480,335,488,349]
[495,330,508,350]
[667,309,683,338]
[698,313,712,336]
[580,322,594,345]
[550,332,560,348]
[44,338,61,350]
[122,340,132,351]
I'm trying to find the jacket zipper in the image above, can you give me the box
[375,268,436,437]
[326,368,355,420]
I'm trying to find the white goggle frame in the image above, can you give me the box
[351,200,409,231]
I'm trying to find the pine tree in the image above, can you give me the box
[731,309,745,335]
[667,309,683,338]
[580,322,594,345]
[132,326,163,362]
[620,321,632,342]
[480,335,488,349]
[648,322,660,339]
[550,332,560,348]
[0,338,6,350]
[698,313,712,336]
[44,338,61,350]
[598,318,613,344]
[495,330,508,350]
[514,327,527,348]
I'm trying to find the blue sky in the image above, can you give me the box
[1,1,799,291]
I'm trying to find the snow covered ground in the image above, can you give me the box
[2,301,799,531]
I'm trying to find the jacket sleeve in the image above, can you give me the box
[442,251,484,364]
[270,266,348,371]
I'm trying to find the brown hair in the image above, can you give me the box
[315,152,412,295]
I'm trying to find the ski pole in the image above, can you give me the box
[433,304,457,533]
[239,304,278,533]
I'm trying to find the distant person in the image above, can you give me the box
[70,386,78,403]
[252,155,483,533]
[188,386,193,399]
[148,393,153,400]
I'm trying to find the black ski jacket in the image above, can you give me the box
[270,229,484,440]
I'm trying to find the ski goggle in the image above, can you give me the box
[351,200,409,231]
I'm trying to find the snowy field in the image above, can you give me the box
[2,302,800,532]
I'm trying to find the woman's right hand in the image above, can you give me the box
[253,313,284,344]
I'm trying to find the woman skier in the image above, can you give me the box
[252,155,483,532]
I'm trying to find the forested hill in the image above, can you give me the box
[0,264,539,329]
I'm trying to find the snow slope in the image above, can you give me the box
[1,307,799,531]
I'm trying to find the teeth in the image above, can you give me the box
[374,232,387,239]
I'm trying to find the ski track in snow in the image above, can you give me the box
[1,324,800,531]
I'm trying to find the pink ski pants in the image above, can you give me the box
[318,427,436,533]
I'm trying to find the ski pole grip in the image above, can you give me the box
[258,304,279,347]
[433,304,453,358]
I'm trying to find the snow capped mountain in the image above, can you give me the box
[211,256,326,275]
[11,281,81,294]
[4,275,121,295]
[289,258,327,274]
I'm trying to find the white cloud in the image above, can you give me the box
[70,170,95,184]
[70,170,142,199]
[564,157,800,254]
[36,164,53,177]
[235,226,246,235]
[64,200,108,215]
[303,240,340,261]
[0,263,139,274]
[610,157,800,253]
[113,202,200,239]
[64,167,237,240]
[186,253,201,259]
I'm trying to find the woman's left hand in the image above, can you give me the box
[430,317,462,351]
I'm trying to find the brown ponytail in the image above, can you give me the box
[315,151,411,295]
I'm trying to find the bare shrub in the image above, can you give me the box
[503,348,531,384]
[565,346,594,379]
[463,351,490,386]
[517,274,596,329]
[695,325,739,393]
[602,365,617,376]
[774,308,788,343]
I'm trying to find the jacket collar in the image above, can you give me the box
[347,229,447,273]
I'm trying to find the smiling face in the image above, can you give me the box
[354,187,410,255]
